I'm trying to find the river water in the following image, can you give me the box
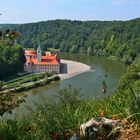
[5,53,127,117]
[23,53,127,99]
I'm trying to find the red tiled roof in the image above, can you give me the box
[42,55,56,60]
[25,50,60,65]
[25,53,36,56]
[31,58,59,65]
[25,50,36,54]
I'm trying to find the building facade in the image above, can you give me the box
[24,44,60,73]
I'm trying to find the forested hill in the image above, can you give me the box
[4,18,140,64]
[0,24,16,29]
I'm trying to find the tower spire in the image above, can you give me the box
[37,41,42,62]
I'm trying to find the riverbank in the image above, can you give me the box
[59,59,91,80]
[1,59,91,93]
[1,73,60,94]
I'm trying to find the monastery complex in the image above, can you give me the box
[24,44,60,73]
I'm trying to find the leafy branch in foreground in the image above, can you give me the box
[0,81,26,116]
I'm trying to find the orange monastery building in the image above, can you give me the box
[24,44,60,73]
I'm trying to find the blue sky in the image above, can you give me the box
[0,0,140,23]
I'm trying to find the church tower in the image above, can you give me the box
[37,42,42,62]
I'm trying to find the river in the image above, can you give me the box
[22,53,127,98]
[6,53,127,117]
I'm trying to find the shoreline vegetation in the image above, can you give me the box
[1,72,59,94]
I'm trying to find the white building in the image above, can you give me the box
[24,44,60,73]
